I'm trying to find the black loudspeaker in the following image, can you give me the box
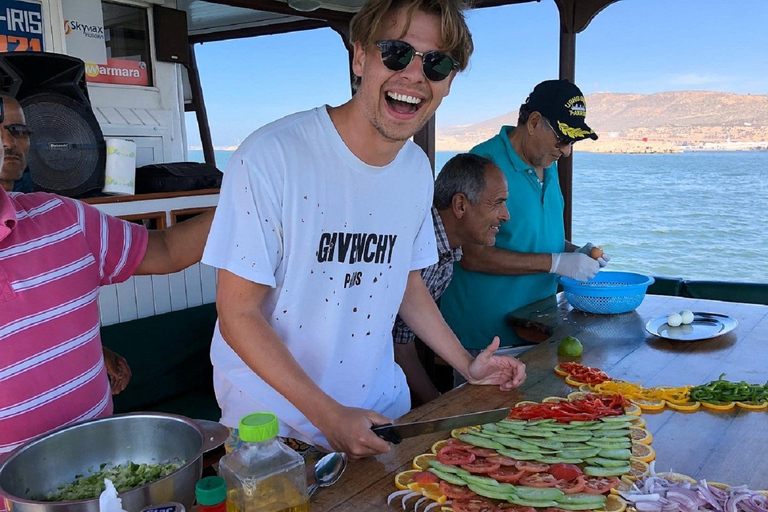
[0,52,105,198]
[153,6,189,65]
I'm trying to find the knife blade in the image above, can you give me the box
[371,407,510,444]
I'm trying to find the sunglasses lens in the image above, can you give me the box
[422,52,455,82]
[380,41,413,72]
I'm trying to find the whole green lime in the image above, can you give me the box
[558,335,583,357]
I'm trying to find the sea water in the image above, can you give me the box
[190,149,767,284]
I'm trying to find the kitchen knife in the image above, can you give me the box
[371,407,510,444]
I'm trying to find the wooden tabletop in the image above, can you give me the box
[312,293,768,511]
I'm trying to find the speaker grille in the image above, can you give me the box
[22,92,105,197]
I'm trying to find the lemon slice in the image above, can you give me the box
[631,398,666,411]
[412,453,437,471]
[431,439,450,454]
[542,396,569,403]
[631,442,656,462]
[625,459,650,480]
[451,426,480,438]
[554,364,569,377]
[611,476,635,495]
[595,494,628,512]
[395,470,419,490]
[628,415,646,427]
[700,400,736,411]
[565,375,588,387]
[666,400,701,412]
[515,400,539,407]
[657,472,697,485]
[629,426,653,445]
[567,391,591,401]
[736,400,768,410]
[407,482,448,504]
[624,403,642,416]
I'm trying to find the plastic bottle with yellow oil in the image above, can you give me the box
[218,412,309,512]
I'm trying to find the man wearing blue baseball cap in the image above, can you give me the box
[441,79,610,363]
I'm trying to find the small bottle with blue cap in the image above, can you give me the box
[218,412,309,512]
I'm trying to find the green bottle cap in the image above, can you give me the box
[239,412,279,442]
[195,476,226,506]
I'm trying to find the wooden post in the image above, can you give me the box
[186,43,216,166]
[558,30,576,241]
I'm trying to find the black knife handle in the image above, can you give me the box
[371,424,402,444]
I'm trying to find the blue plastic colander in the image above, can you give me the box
[558,271,655,314]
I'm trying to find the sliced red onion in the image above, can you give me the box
[635,500,664,512]
[414,496,429,511]
[388,490,417,506]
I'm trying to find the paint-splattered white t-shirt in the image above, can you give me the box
[203,106,437,449]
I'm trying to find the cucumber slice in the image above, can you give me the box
[586,440,632,449]
[516,429,557,438]
[554,434,593,443]
[494,437,541,451]
[597,422,633,430]
[471,481,517,493]
[496,448,542,461]
[600,414,635,423]
[556,493,608,506]
[585,456,633,468]
[524,438,565,450]
[557,448,602,459]
[591,429,630,438]
[555,501,610,510]
[427,468,467,486]
[463,474,501,487]
[584,464,632,477]
[468,483,516,500]
[536,456,584,464]
[506,497,559,508]
[598,447,632,460]
[514,486,565,501]
[455,433,505,450]
[566,420,599,427]
[427,460,465,474]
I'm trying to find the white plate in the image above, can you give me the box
[645,312,738,341]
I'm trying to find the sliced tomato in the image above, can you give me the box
[465,446,498,457]
[548,463,583,481]
[515,461,551,473]
[497,505,536,512]
[555,475,586,494]
[518,472,559,487]
[461,459,502,474]
[439,480,478,500]
[488,466,526,483]
[437,445,476,466]
[411,471,440,484]
[486,455,519,466]
[451,497,498,512]
[583,476,621,494]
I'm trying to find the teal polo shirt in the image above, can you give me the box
[440,126,565,349]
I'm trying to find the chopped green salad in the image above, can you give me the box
[43,461,183,501]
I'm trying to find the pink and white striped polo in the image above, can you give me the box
[0,189,148,467]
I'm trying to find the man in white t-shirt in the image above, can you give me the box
[202,0,527,459]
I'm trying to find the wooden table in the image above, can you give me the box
[312,293,768,511]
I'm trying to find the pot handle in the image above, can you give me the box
[194,419,230,452]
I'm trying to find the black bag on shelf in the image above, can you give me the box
[135,161,222,193]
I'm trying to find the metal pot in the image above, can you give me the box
[0,413,228,512]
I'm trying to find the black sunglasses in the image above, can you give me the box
[375,40,459,82]
[3,124,33,139]
[542,117,573,149]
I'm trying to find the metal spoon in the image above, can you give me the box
[308,452,348,498]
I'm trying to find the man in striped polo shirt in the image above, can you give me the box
[0,98,214,466]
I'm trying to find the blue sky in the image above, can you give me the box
[188,0,768,147]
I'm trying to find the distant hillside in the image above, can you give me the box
[436,91,768,153]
